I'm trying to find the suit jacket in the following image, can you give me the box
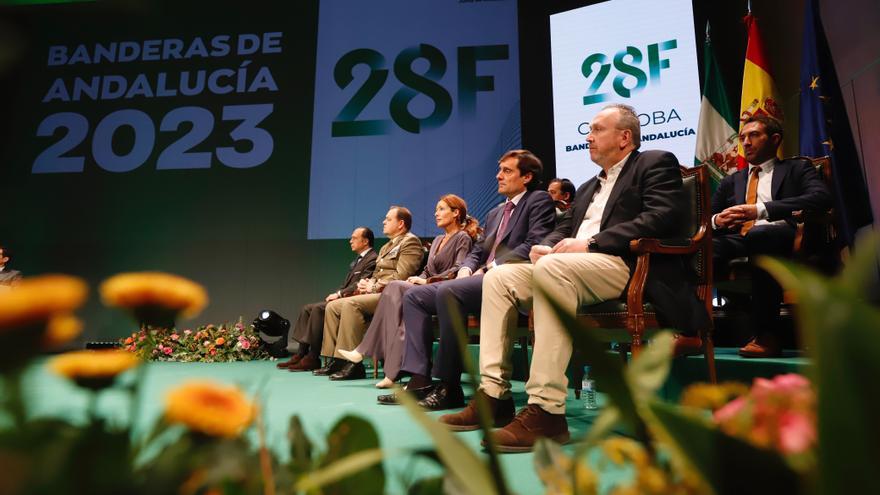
[712,157,831,235]
[0,269,21,286]
[462,189,556,271]
[543,149,708,334]
[338,249,378,297]
[369,232,424,292]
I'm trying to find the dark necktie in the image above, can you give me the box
[740,166,762,236]
[487,201,515,264]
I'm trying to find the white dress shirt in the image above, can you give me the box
[576,153,631,240]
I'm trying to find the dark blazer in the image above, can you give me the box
[543,149,708,334]
[338,249,378,297]
[462,189,556,271]
[712,157,831,234]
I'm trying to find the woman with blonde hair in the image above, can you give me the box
[338,194,480,388]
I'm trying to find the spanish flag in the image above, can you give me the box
[737,13,783,168]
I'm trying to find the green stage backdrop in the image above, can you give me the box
[0,1,345,339]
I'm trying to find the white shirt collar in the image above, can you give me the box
[749,157,776,173]
[507,189,527,207]
[600,152,631,181]
[358,248,371,257]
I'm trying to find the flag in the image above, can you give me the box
[737,13,783,169]
[695,21,738,189]
[799,0,873,246]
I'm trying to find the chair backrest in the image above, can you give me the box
[679,165,712,286]
[790,155,839,272]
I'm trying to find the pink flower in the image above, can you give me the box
[138,335,146,342]
[235,323,244,331]
[772,373,810,392]
[163,346,173,355]
[210,348,217,356]
[714,396,747,423]
[184,329,192,335]
[777,411,816,454]
[204,340,212,347]
[171,333,179,341]
[240,339,251,350]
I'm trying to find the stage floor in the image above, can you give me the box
[20,349,809,494]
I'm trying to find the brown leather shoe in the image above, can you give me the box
[738,335,781,358]
[288,354,321,371]
[672,334,704,358]
[438,390,515,432]
[276,354,303,369]
[486,404,570,453]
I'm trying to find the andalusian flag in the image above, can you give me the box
[695,21,738,188]
[737,13,783,169]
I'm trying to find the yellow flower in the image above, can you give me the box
[164,381,254,437]
[49,349,141,390]
[0,275,88,330]
[601,437,649,468]
[100,272,208,320]
[42,313,84,348]
[680,382,750,411]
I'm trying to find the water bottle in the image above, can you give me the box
[581,366,598,410]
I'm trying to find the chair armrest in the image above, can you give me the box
[426,272,456,284]
[629,226,707,255]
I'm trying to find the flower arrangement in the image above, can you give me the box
[121,319,268,363]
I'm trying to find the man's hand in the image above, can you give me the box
[717,204,758,228]
[456,267,473,279]
[325,292,340,302]
[356,278,375,294]
[550,238,590,254]
[529,245,552,264]
[407,276,427,285]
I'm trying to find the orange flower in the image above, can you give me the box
[215,337,225,346]
[100,272,208,319]
[42,313,84,348]
[49,349,141,389]
[0,275,88,330]
[164,381,254,437]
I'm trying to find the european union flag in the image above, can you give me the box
[799,0,873,247]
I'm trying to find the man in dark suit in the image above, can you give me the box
[382,150,555,409]
[711,114,830,357]
[278,227,378,371]
[439,104,708,452]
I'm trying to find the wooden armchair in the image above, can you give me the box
[570,165,717,390]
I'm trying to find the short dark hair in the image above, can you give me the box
[391,206,413,231]
[0,245,9,260]
[357,227,374,247]
[499,149,544,191]
[550,178,576,201]
[744,114,784,141]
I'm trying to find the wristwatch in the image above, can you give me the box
[587,237,599,252]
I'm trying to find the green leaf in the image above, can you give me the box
[287,415,313,474]
[315,415,385,495]
[407,475,444,495]
[759,233,880,494]
[626,331,674,400]
[295,448,384,493]
[649,401,801,495]
[397,389,498,495]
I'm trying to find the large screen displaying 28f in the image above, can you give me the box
[550,0,701,186]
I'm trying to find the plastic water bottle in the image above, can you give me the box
[581,366,598,410]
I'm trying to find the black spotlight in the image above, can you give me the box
[253,310,291,357]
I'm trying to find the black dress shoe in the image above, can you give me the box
[329,361,366,381]
[377,384,436,405]
[418,383,465,411]
[312,358,345,376]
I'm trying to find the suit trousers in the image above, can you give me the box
[321,293,381,359]
[479,253,629,414]
[714,223,796,337]
[400,274,484,383]
[287,301,328,354]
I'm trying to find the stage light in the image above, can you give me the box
[253,309,289,337]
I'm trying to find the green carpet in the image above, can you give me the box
[17,347,808,494]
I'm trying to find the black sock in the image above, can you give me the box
[406,373,432,389]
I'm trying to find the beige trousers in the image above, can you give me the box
[479,253,630,414]
[321,293,381,359]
